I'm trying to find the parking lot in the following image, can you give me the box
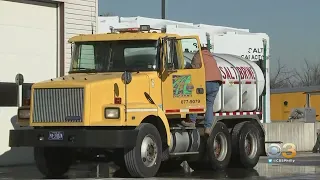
[0,153,319,179]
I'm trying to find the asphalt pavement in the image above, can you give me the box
[0,152,320,179]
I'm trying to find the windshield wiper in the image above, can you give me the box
[69,68,97,73]
[124,68,141,73]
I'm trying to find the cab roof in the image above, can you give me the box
[68,32,181,43]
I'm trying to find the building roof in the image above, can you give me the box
[271,86,320,94]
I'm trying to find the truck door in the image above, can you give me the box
[161,36,206,115]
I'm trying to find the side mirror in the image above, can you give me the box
[15,73,24,86]
[121,71,132,85]
[165,38,177,73]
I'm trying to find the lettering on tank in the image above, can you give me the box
[218,66,256,80]
[240,47,265,61]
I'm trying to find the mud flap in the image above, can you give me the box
[261,138,267,156]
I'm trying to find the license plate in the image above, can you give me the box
[48,131,64,141]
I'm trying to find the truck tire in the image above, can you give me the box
[206,121,232,170]
[124,123,162,178]
[230,121,261,168]
[34,147,72,178]
[189,122,231,171]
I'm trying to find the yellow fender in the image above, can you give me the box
[156,106,171,147]
[125,103,171,146]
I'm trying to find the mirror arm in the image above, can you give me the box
[156,39,162,71]
[168,69,177,73]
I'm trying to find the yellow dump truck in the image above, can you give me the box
[9,25,267,178]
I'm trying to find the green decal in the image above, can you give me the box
[172,75,193,98]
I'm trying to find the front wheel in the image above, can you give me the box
[124,123,162,178]
[34,147,73,178]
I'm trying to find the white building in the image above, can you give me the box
[0,0,98,165]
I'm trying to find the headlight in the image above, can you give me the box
[104,107,120,119]
[18,108,30,119]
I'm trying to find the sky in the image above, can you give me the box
[98,0,320,73]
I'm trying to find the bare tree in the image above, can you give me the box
[293,59,320,87]
[270,58,295,89]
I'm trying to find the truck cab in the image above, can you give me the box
[9,25,266,178]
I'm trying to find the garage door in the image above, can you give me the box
[0,0,58,165]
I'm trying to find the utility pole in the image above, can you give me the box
[161,0,165,19]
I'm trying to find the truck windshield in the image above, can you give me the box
[69,40,158,73]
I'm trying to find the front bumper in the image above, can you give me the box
[9,128,138,148]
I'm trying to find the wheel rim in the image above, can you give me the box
[213,132,228,161]
[245,131,258,159]
[140,135,158,167]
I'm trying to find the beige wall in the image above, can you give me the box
[263,122,319,152]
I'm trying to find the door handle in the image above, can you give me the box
[196,88,204,94]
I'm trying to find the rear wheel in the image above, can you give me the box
[207,121,232,170]
[189,122,231,171]
[229,121,261,168]
[34,147,73,178]
[124,123,162,178]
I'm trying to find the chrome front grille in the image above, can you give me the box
[32,88,84,123]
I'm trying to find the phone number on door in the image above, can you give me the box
[180,99,200,104]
